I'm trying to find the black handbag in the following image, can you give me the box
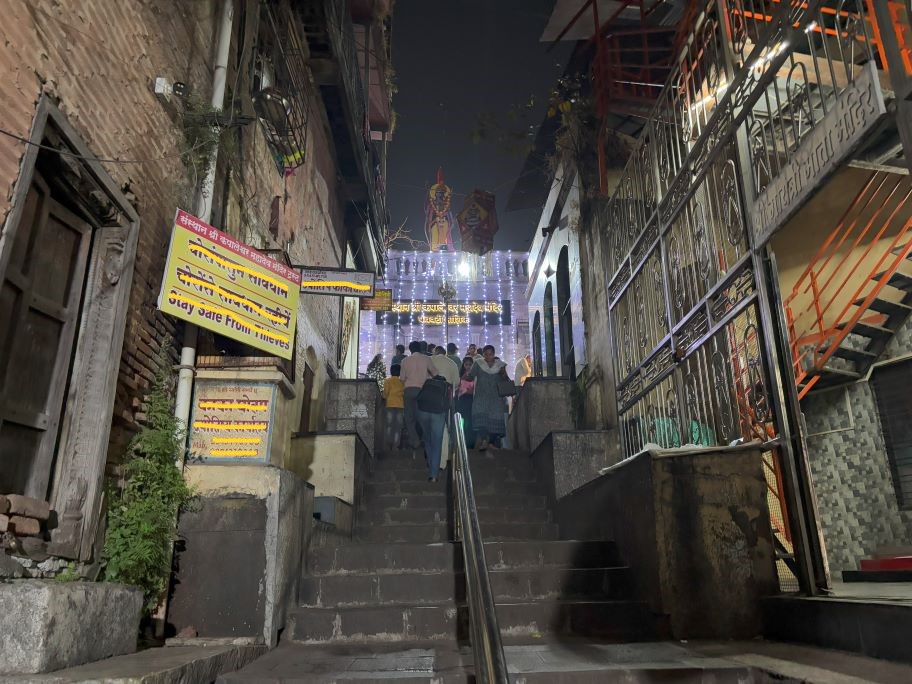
[497,375,517,397]
[417,376,451,413]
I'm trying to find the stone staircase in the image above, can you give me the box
[286,449,665,645]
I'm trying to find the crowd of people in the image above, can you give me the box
[378,341,533,482]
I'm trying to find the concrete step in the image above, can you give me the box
[365,463,538,484]
[289,599,664,644]
[353,522,559,544]
[359,506,551,526]
[363,480,546,498]
[363,492,547,511]
[308,541,623,576]
[217,641,831,684]
[300,567,632,608]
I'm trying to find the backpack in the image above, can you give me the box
[417,376,451,413]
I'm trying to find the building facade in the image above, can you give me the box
[0,0,392,566]
[521,0,912,593]
[359,249,530,373]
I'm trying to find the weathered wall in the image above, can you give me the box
[531,430,621,502]
[802,315,912,574]
[289,432,369,505]
[556,446,777,639]
[0,1,350,551]
[577,196,620,429]
[507,378,575,454]
[323,379,383,459]
[179,465,313,646]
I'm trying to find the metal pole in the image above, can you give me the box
[173,0,235,435]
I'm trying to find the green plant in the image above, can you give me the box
[179,94,238,187]
[102,353,196,612]
[55,562,82,582]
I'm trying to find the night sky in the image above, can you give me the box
[387,0,574,252]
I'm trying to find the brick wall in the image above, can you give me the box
[0,0,349,465]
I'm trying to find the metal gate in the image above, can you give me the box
[599,0,880,591]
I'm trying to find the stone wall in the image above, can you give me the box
[802,315,912,574]
[531,430,621,502]
[323,380,383,459]
[507,378,575,454]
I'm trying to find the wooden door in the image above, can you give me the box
[0,176,92,497]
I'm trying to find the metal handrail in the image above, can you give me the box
[451,412,509,684]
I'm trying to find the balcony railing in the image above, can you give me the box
[299,0,389,261]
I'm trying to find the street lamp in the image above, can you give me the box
[438,280,457,342]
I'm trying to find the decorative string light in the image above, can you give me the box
[360,248,529,369]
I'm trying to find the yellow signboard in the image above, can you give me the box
[157,210,300,359]
[189,380,274,462]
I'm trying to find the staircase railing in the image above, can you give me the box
[784,170,912,398]
[451,412,508,684]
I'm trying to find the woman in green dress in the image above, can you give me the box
[467,345,509,450]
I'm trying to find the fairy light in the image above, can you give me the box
[495,252,505,361]
[464,253,472,354]
[391,254,400,350]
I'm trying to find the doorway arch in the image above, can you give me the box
[556,247,576,379]
[531,311,543,376]
[543,281,557,376]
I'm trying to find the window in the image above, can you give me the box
[872,360,912,508]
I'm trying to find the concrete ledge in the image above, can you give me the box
[289,432,369,506]
[0,580,142,675]
[313,495,354,535]
[173,467,313,647]
[555,445,777,639]
[507,378,575,454]
[763,595,912,664]
[6,645,267,683]
[531,430,620,503]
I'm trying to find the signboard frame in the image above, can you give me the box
[297,266,376,298]
[157,209,300,359]
[360,288,393,312]
[189,379,276,464]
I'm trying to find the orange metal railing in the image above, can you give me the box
[785,171,912,398]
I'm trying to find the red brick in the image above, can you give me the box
[9,516,40,537]
[6,494,50,521]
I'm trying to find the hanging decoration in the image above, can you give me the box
[425,167,456,251]
[457,189,499,256]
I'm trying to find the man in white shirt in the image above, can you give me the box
[514,354,532,387]
[400,341,435,449]
[423,347,460,478]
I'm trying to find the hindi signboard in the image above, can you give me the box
[360,288,393,312]
[378,299,512,326]
[299,266,376,298]
[157,210,300,359]
[189,380,275,463]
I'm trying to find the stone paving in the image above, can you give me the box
[217,639,912,683]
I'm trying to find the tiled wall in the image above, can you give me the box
[803,316,912,574]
